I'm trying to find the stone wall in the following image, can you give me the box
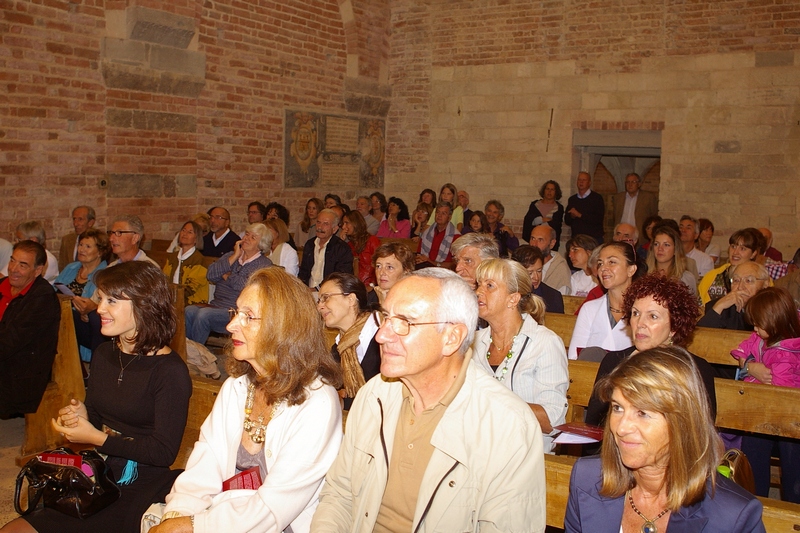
[387,0,800,254]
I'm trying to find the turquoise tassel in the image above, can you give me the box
[117,460,138,485]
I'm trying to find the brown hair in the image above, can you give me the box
[344,210,370,253]
[372,242,416,274]
[301,198,324,233]
[264,218,290,246]
[226,267,342,405]
[93,261,176,355]
[596,346,722,511]
[646,225,689,281]
[78,228,112,262]
[745,287,800,345]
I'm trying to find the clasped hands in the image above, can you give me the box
[51,399,108,447]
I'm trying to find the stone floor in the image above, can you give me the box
[0,417,25,526]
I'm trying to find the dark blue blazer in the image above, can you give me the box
[565,456,765,533]
[533,282,564,314]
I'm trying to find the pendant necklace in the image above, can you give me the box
[627,490,669,533]
[243,383,278,444]
[116,341,140,386]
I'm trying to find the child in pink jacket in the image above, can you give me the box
[733,286,800,502]
[731,287,800,387]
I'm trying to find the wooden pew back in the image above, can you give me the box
[18,297,85,464]
[566,359,800,439]
[545,312,751,367]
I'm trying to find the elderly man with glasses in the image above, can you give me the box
[698,261,771,332]
[311,269,546,533]
[202,207,239,257]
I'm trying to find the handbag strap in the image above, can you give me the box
[14,465,46,516]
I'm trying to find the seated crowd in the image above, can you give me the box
[2,172,799,533]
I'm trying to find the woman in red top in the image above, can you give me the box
[341,211,380,287]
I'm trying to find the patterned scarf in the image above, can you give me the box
[336,312,371,398]
[420,222,456,263]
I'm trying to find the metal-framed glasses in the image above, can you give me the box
[318,292,348,304]
[228,308,261,326]
[376,311,453,336]
[107,230,137,237]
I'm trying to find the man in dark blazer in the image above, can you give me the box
[298,209,354,288]
[0,241,60,419]
[564,171,605,245]
[612,172,658,236]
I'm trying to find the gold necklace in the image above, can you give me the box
[243,383,278,444]
[627,490,669,533]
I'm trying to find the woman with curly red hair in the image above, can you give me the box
[584,274,716,426]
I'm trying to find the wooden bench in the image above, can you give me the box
[544,454,800,531]
[544,312,751,367]
[17,297,86,465]
[562,295,585,315]
[566,359,800,439]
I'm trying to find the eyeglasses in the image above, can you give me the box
[107,230,137,237]
[210,215,229,221]
[318,292,347,304]
[228,308,261,326]
[730,276,768,286]
[376,311,453,337]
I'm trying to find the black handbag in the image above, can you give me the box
[14,447,121,519]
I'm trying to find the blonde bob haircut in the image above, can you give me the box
[226,267,342,405]
[475,258,546,325]
[596,346,723,511]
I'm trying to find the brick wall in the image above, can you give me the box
[2,0,799,255]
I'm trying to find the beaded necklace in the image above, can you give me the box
[243,383,278,444]
[627,490,669,533]
[486,321,524,382]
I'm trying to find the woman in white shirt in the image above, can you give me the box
[264,218,299,277]
[568,241,640,359]
[567,234,598,297]
[150,268,342,533]
[472,258,568,452]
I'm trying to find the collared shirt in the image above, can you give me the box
[172,246,196,284]
[212,229,232,247]
[309,237,330,288]
[765,258,789,280]
[577,188,592,199]
[334,313,380,364]
[0,277,35,322]
[621,192,638,226]
[373,355,470,533]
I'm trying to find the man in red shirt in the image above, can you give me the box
[0,241,60,419]
[416,202,460,269]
